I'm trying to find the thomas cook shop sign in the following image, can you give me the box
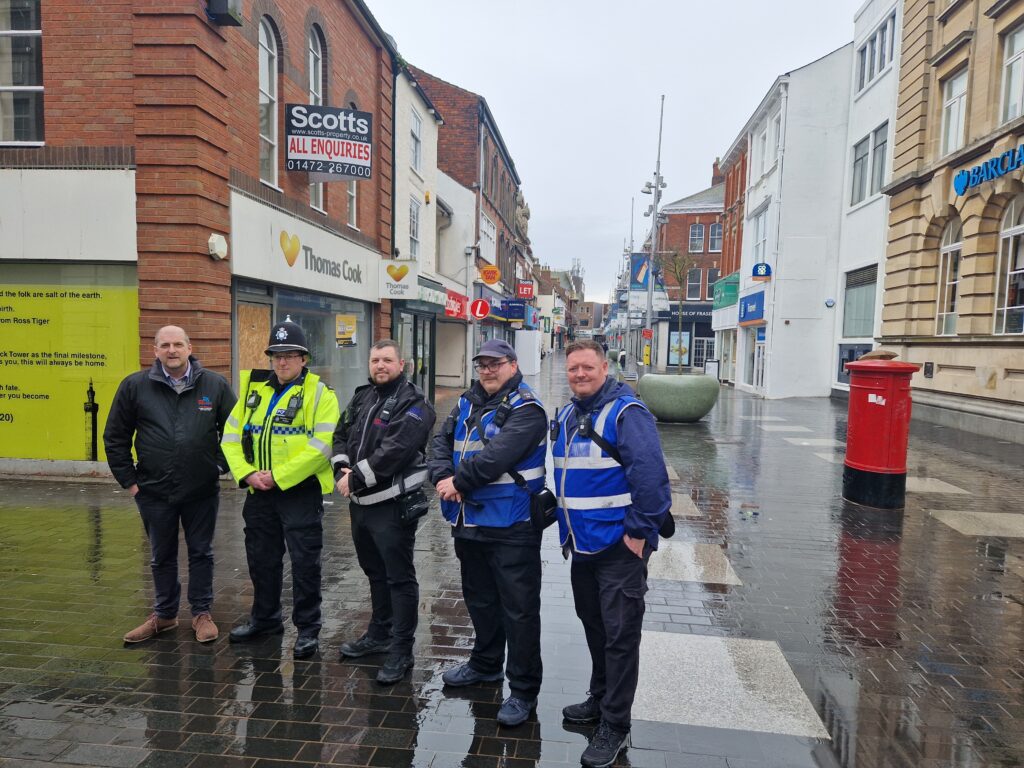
[953,144,1024,195]
[285,104,373,181]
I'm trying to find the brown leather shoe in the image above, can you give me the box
[192,613,219,643]
[123,613,178,644]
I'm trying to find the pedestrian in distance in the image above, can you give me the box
[332,339,436,685]
[552,339,672,768]
[105,325,236,645]
[427,339,548,728]
[221,316,340,660]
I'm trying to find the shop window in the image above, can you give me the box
[0,0,43,143]
[258,18,279,186]
[689,224,704,253]
[942,69,968,156]
[995,196,1024,334]
[843,264,877,338]
[709,223,723,252]
[937,219,962,336]
[308,26,324,210]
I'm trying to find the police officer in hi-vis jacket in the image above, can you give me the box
[221,317,340,660]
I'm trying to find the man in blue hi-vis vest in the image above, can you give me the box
[552,339,671,768]
[428,338,547,729]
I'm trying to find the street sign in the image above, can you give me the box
[470,299,491,320]
[641,328,653,339]
[479,265,501,285]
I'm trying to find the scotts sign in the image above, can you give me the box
[285,104,373,181]
[953,143,1024,195]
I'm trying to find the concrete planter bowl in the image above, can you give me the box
[637,373,720,423]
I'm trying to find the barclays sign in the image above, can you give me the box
[953,143,1024,195]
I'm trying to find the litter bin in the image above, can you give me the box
[842,359,921,509]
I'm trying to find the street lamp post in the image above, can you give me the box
[641,95,667,376]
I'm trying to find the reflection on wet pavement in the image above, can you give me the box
[1,352,1023,767]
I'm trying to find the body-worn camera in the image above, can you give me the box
[242,429,255,464]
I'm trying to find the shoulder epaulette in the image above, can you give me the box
[249,370,272,382]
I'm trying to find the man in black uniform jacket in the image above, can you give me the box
[332,339,436,685]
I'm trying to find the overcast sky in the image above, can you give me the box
[368,0,863,302]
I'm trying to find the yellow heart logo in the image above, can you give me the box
[279,231,300,267]
[387,264,409,282]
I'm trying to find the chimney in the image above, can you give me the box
[712,157,724,186]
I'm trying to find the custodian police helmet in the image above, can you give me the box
[265,315,310,356]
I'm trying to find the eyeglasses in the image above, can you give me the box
[474,358,509,373]
[271,352,303,362]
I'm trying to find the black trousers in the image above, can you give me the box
[570,541,649,731]
[241,483,323,636]
[349,500,419,655]
[453,536,542,700]
[135,491,218,618]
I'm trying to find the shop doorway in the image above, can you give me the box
[394,309,435,401]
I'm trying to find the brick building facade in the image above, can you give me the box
[0,0,398,463]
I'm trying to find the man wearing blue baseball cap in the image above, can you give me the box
[428,338,548,728]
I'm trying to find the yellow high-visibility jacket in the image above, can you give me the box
[222,369,340,493]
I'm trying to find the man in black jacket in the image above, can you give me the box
[104,326,236,645]
[332,339,436,685]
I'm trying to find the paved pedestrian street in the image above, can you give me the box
[1,360,1023,768]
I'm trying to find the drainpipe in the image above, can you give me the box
[765,80,789,397]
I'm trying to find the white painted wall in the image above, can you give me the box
[735,44,854,399]
[436,320,466,388]
[394,73,439,274]
[437,172,476,284]
[832,0,901,388]
[0,170,137,262]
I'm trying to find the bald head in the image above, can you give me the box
[153,326,192,376]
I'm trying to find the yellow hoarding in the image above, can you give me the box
[0,264,139,461]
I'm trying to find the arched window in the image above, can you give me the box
[937,219,962,336]
[258,18,278,186]
[308,25,324,209]
[996,196,1024,334]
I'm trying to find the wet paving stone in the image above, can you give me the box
[1,357,1024,766]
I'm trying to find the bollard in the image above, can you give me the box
[842,359,921,509]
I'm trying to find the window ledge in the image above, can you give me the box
[410,166,425,181]
[259,179,283,194]
[929,30,974,68]
[985,0,1015,19]
[0,141,45,148]
[310,205,327,215]
[938,0,969,24]
[346,223,361,232]
[846,192,885,214]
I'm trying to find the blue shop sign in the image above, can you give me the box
[524,305,539,329]
[502,299,526,320]
[752,262,772,281]
[954,143,1024,195]
[738,290,766,326]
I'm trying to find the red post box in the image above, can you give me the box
[842,359,921,509]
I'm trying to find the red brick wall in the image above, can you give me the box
[657,212,723,301]
[30,0,394,374]
[721,149,747,278]
[408,67,479,190]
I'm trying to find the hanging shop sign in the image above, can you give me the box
[953,143,1024,195]
[752,263,772,282]
[445,290,468,319]
[470,299,491,320]
[502,299,526,320]
[738,290,766,326]
[479,265,501,285]
[379,260,418,299]
[524,305,540,329]
[516,281,535,299]
[285,104,373,181]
